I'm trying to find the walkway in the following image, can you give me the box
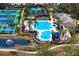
[0,49,17,52]
[49,44,79,50]
[0,44,79,55]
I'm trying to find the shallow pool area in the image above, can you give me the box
[37,31,52,41]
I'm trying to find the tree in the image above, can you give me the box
[58,3,79,18]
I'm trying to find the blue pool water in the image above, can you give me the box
[53,32,59,39]
[33,21,52,42]
[40,31,52,41]
[34,21,52,30]
[0,38,31,48]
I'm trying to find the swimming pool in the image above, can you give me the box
[33,21,52,30]
[33,20,53,42]
[37,31,52,41]
[0,38,31,48]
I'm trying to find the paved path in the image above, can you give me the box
[19,44,79,54]
[0,48,37,54]
[18,50,38,54]
[18,44,79,54]
[20,8,25,25]
[0,44,79,54]
[49,44,79,50]
[0,49,17,52]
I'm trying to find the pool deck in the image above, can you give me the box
[31,20,54,42]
